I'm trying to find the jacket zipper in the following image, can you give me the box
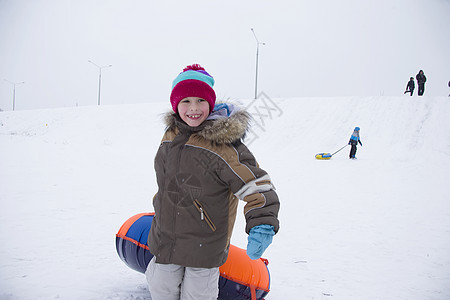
[168,141,186,261]
[193,199,217,232]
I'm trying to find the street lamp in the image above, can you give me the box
[251,28,265,99]
[4,79,25,111]
[88,60,112,106]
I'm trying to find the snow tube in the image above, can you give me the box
[116,212,155,273]
[315,152,332,160]
[219,244,270,300]
[116,213,270,300]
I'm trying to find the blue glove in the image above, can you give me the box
[246,224,275,260]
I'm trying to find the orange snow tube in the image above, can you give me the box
[116,212,271,300]
[219,244,270,299]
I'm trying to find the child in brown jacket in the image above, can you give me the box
[145,64,280,300]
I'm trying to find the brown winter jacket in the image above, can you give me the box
[148,106,280,268]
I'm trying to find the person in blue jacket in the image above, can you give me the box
[348,127,363,159]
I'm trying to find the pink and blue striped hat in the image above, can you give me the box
[170,64,216,113]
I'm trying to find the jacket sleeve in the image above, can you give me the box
[218,140,280,234]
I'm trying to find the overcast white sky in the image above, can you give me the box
[0,0,449,110]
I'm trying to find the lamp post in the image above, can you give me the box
[251,28,265,99]
[4,79,25,111]
[88,60,112,106]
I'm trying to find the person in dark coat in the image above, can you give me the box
[416,70,427,96]
[404,77,415,96]
[348,127,363,159]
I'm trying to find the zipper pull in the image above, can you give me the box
[200,207,204,220]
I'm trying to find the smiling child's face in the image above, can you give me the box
[177,97,210,127]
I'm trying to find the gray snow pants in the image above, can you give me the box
[145,256,220,300]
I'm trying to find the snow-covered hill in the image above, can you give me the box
[1,96,449,299]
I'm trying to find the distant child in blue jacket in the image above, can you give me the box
[348,127,362,159]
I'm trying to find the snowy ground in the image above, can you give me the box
[1,96,449,299]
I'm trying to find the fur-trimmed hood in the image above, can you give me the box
[164,104,251,144]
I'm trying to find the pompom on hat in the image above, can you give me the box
[170,64,216,113]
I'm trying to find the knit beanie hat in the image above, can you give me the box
[170,64,216,113]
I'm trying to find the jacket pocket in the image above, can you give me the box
[193,199,217,232]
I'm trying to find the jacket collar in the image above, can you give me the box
[164,104,250,144]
